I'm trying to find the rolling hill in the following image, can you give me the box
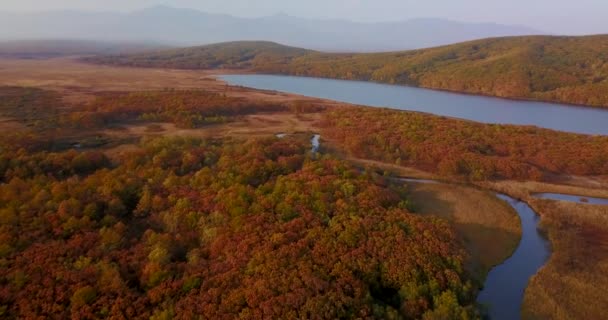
[88,35,608,108]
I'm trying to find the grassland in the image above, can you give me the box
[522,200,608,320]
[88,35,608,108]
[405,182,521,281]
[472,179,608,320]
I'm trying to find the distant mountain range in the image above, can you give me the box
[0,5,542,51]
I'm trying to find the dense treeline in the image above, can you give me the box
[321,108,608,180]
[0,137,478,319]
[88,36,608,108]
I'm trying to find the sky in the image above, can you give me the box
[2,0,608,35]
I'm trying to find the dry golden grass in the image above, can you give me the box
[101,113,321,149]
[478,180,608,201]
[406,182,521,281]
[522,199,608,320]
[0,57,345,107]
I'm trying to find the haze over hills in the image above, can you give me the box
[88,35,608,108]
[0,40,170,59]
[0,5,542,51]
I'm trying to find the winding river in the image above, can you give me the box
[221,74,608,135]
[476,194,550,320]
[276,103,552,318]
[401,179,550,319]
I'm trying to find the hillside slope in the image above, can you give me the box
[88,35,608,108]
[90,41,313,69]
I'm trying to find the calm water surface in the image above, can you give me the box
[311,134,321,153]
[221,75,608,135]
[533,193,608,205]
[477,194,550,320]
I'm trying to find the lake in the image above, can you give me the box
[220,75,608,135]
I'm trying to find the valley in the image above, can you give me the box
[1,54,607,319]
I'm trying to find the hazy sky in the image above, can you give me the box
[3,0,608,34]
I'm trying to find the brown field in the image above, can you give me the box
[0,116,25,133]
[2,56,608,319]
[102,113,322,160]
[405,181,521,281]
[522,199,608,320]
[0,57,343,106]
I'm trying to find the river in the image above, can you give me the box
[476,194,550,320]
[400,179,550,319]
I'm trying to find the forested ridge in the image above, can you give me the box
[0,136,478,319]
[87,35,608,108]
[320,108,608,180]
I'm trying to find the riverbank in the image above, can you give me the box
[220,74,608,135]
[342,155,608,319]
